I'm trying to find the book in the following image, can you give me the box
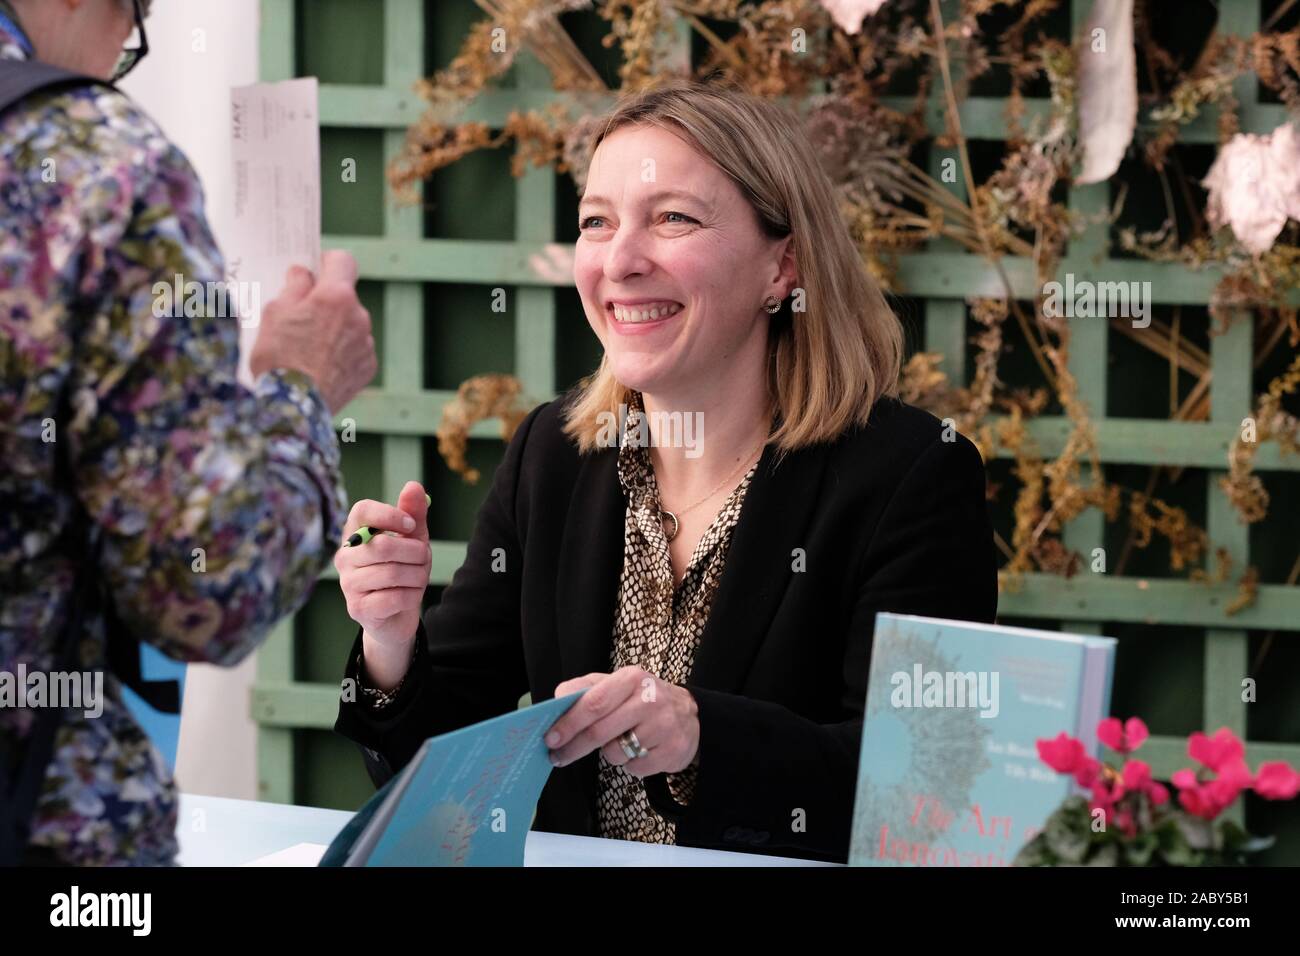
[849,612,1116,867]
[322,690,586,866]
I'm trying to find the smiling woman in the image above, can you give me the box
[566,80,902,457]
[333,77,999,863]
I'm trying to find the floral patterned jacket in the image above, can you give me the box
[0,13,347,864]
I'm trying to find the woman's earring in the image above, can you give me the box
[762,294,782,314]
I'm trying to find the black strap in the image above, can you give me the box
[109,634,182,714]
[0,58,102,115]
[0,57,177,865]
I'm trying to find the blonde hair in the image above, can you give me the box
[562,77,904,456]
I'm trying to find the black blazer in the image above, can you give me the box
[334,390,998,863]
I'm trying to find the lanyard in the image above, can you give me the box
[0,11,34,58]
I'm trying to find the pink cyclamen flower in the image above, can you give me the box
[1122,758,1151,789]
[1188,728,1246,772]
[1173,757,1255,821]
[1089,768,1140,834]
[1211,758,1254,796]
[1171,768,1198,789]
[1039,732,1106,787]
[1114,808,1138,839]
[1038,732,1087,774]
[1098,717,1150,754]
[1253,762,1300,800]
[1178,784,1220,820]
[1121,758,1168,804]
[1074,756,1102,789]
[1090,780,1118,823]
[1039,732,1104,787]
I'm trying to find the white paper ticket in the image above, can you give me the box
[229,77,321,333]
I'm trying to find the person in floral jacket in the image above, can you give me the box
[0,0,377,864]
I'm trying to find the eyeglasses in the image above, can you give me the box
[111,0,148,82]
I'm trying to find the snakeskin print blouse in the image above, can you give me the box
[596,392,758,845]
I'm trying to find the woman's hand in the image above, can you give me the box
[335,480,431,662]
[545,667,700,777]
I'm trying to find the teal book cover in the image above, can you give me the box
[334,690,586,867]
[849,613,1116,867]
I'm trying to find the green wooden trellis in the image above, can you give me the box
[252,0,1300,855]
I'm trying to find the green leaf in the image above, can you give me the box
[1217,819,1248,850]
[1237,835,1276,855]
[1217,820,1276,857]
[1123,833,1158,866]
[1012,832,1055,867]
[1174,812,1215,851]
[1044,806,1091,863]
[1085,842,1120,866]
[1156,819,1199,866]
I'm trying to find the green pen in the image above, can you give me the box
[345,493,430,547]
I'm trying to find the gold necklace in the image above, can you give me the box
[656,438,766,542]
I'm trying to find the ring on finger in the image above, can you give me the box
[618,730,649,760]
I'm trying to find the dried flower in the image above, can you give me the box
[1203,122,1300,255]
[436,375,532,484]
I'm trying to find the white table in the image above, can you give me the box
[176,794,839,867]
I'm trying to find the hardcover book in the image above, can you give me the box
[849,612,1116,866]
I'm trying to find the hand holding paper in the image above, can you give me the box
[231,78,375,410]
[248,250,377,413]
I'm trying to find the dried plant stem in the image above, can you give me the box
[1159,378,1213,486]
[871,157,1037,257]
[476,0,606,90]
[1171,307,1181,414]
[679,12,747,74]
[927,0,1058,392]
[993,529,1016,561]
[1108,318,1210,378]
[1114,468,1162,577]
[1256,307,1295,368]
[1264,0,1299,30]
